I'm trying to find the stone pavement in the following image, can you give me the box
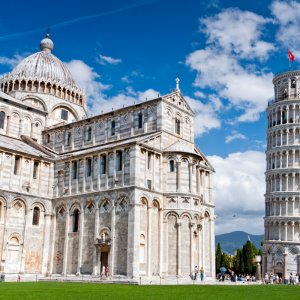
[1,274,262,285]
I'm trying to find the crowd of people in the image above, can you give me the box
[216,271,257,282]
[263,273,300,285]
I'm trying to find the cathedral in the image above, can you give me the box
[0,34,216,279]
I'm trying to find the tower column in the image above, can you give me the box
[177,220,182,276]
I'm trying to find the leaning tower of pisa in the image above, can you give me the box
[264,69,300,282]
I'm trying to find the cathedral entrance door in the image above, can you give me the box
[101,252,109,271]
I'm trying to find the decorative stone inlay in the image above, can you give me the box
[5,155,11,161]
[97,122,104,130]
[122,114,130,123]
[76,127,81,136]
[148,105,156,115]
[167,198,176,208]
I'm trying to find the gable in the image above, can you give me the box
[162,91,195,116]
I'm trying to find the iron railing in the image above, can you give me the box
[274,66,300,77]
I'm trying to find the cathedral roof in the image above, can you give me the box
[10,35,77,88]
[0,134,54,159]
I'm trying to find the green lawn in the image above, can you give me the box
[0,282,298,300]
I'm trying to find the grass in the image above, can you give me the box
[0,282,298,300]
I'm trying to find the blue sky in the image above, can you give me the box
[1,0,299,235]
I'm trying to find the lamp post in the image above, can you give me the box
[255,256,262,282]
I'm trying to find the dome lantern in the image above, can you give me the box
[40,34,54,52]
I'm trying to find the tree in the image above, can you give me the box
[216,242,222,272]
[239,249,245,274]
[234,250,240,274]
[251,243,258,256]
[244,240,253,274]
[261,239,264,247]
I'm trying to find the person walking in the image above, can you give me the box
[200,267,204,281]
[101,266,105,280]
[106,266,111,280]
[194,266,198,280]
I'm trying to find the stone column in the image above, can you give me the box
[279,223,281,241]
[1,204,10,271]
[190,223,194,276]
[72,127,75,150]
[292,222,295,241]
[159,208,163,277]
[82,158,86,192]
[69,161,72,195]
[97,155,101,190]
[41,213,52,274]
[197,224,202,272]
[19,157,23,192]
[109,205,115,275]
[287,130,289,146]
[285,200,288,216]
[49,213,57,274]
[90,156,93,191]
[280,176,282,191]
[262,253,267,276]
[293,151,296,167]
[189,163,193,193]
[285,223,288,241]
[76,160,79,194]
[196,166,200,193]
[105,152,109,189]
[202,218,205,277]
[30,123,34,138]
[38,162,43,195]
[272,253,275,274]
[9,153,15,190]
[6,116,10,136]
[20,208,30,273]
[286,175,288,192]
[18,119,22,139]
[113,150,117,188]
[76,209,84,275]
[177,162,181,192]
[147,207,152,276]
[93,207,99,275]
[144,150,148,188]
[62,210,70,276]
[292,198,295,216]
[283,253,288,281]
[279,200,282,216]
[152,153,155,190]
[127,204,140,277]
[177,220,182,275]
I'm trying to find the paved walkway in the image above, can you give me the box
[1,274,262,285]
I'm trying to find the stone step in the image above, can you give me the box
[38,278,139,285]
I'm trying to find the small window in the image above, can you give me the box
[0,111,5,129]
[61,109,68,121]
[35,123,39,128]
[66,132,71,146]
[72,161,77,179]
[111,121,115,136]
[47,134,50,143]
[175,119,180,135]
[73,209,79,232]
[86,158,91,177]
[116,151,122,171]
[138,113,143,129]
[33,162,39,179]
[87,127,92,141]
[32,207,40,226]
[291,80,296,88]
[101,155,106,175]
[170,160,174,172]
[147,180,151,189]
[14,156,20,175]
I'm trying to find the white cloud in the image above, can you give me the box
[200,8,274,60]
[185,94,222,136]
[0,52,30,69]
[185,7,275,123]
[208,151,265,235]
[194,91,206,98]
[225,130,247,143]
[271,0,300,61]
[66,59,158,116]
[121,75,131,83]
[97,54,122,65]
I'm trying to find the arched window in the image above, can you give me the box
[0,111,5,130]
[111,121,115,136]
[175,119,180,135]
[116,151,122,171]
[32,207,40,226]
[73,209,79,232]
[138,113,143,129]
[170,160,174,172]
[291,79,296,88]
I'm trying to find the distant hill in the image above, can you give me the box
[215,231,264,255]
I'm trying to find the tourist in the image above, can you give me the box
[270,273,273,284]
[275,274,279,284]
[265,273,269,284]
[290,273,293,285]
[200,267,204,281]
[106,266,111,280]
[194,266,198,280]
[294,273,299,285]
[101,266,105,280]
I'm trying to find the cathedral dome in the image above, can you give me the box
[11,35,77,87]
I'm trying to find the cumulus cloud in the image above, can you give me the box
[66,59,158,116]
[97,54,122,65]
[0,52,31,69]
[185,94,222,136]
[225,130,247,143]
[270,0,300,61]
[207,151,265,235]
[185,7,274,123]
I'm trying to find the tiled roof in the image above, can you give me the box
[0,134,53,159]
